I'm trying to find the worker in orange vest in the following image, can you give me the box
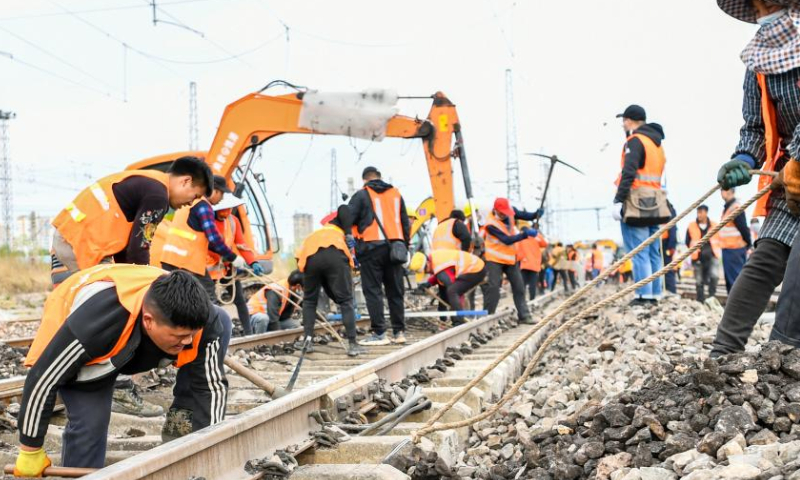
[719,188,752,293]
[348,167,411,346]
[432,209,472,251]
[482,197,542,324]
[12,265,229,475]
[515,221,548,301]
[209,194,265,336]
[590,244,604,280]
[50,156,212,285]
[685,205,721,303]
[712,0,800,356]
[417,250,486,326]
[249,271,304,333]
[612,104,667,307]
[296,206,365,357]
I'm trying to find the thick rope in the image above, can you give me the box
[412,174,774,442]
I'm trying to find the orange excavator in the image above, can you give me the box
[127,81,480,272]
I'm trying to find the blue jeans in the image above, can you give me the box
[722,247,748,294]
[620,222,663,299]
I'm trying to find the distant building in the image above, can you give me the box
[14,212,53,252]
[292,213,313,249]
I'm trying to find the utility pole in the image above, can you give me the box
[329,148,338,211]
[0,110,15,248]
[189,81,198,150]
[505,69,521,203]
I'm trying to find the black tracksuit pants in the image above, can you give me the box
[358,243,405,335]
[483,261,531,320]
[770,233,800,347]
[302,247,357,341]
[711,238,789,356]
[436,269,487,325]
[521,269,539,301]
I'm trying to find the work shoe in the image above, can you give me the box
[161,407,193,442]
[359,333,390,346]
[391,332,407,345]
[111,385,164,417]
[627,298,650,308]
[347,341,367,357]
[519,316,536,325]
[292,337,315,353]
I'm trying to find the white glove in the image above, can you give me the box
[232,256,247,269]
[611,202,623,221]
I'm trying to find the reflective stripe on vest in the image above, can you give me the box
[719,203,748,250]
[432,219,460,250]
[297,224,354,272]
[615,133,666,190]
[754,73,783,218]
[688,221,722,261]
[482,212,518,265]
[247,280,293,316]
[159,199,210,275]
[431,249,485,277]
[208,216,237,280]
[52,170,170,270]
[356,186,404,242]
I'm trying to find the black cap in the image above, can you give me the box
[697,204,709,212]
[616,104,646,122]
[362,166,381,180]
[213,175,232,194]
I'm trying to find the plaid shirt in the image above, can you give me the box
[735,67,800,247]
[189,201,237,261]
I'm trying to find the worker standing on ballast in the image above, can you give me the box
[432,209,472,251]
[516,221,548,301]
[482,197,542,324]
[719,188,752,293]
[13,265,229,476]
[296,206,365,357]
[686,205,721,303]
[417,249,487,326]
[50,156,212,285]
[711,0,800,356]
[249,271,304,333]
[348,167,411,346]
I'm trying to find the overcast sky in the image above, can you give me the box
[0,0,759,246]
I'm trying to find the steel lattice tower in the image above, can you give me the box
[505,69,521,203]
[189,82,199,150]
[330,149,338,211]
[0,111,15,248]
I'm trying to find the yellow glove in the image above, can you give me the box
[14,447,51,478]
[776,160,800,215]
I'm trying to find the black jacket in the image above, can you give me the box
[348,180,411,254]
[614,123,665,204]
[17,285,228,448]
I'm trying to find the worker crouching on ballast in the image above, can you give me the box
[14,265,229,476]
[417,249,487,327]
[296,206,366,357]
[249,271,304,333]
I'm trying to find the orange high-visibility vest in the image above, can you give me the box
[297,224,354,272]
[592,250,604,270]
[615,134,666,190]
[52,171,170,270]
[247,279,296,316]
[688,221,722,261]
[207,216,242,280]
[754,73,783,217]
[719,202,748,250]
[356,186,404,242]
[515,234,547,272]
[430,249,485,277]
[159,199,210,275]
[25,264,202,368]
[432,219,461,250]
[482,212,518,265]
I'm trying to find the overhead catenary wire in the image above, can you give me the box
[0,0,227,22]
[1,51,121,99]
[412,171,776,443]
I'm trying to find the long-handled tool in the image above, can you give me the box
[525,153,584,226]
[224,356,288,398]
[4,465,96,478]
[285,337,311,392]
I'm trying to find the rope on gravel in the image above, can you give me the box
[411,172,775,443]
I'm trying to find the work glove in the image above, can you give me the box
[523,227,539,238]
[415,283,433,294]
[345,234,356,250]
[611,202,623,221]
[14,447,51,477]
[773,160,800,215]
[232,256,247,269]
[250,262,265,276]
[535,208,545,218]
[717,158,753,189]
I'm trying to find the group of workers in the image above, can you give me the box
[614,1,800,361]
